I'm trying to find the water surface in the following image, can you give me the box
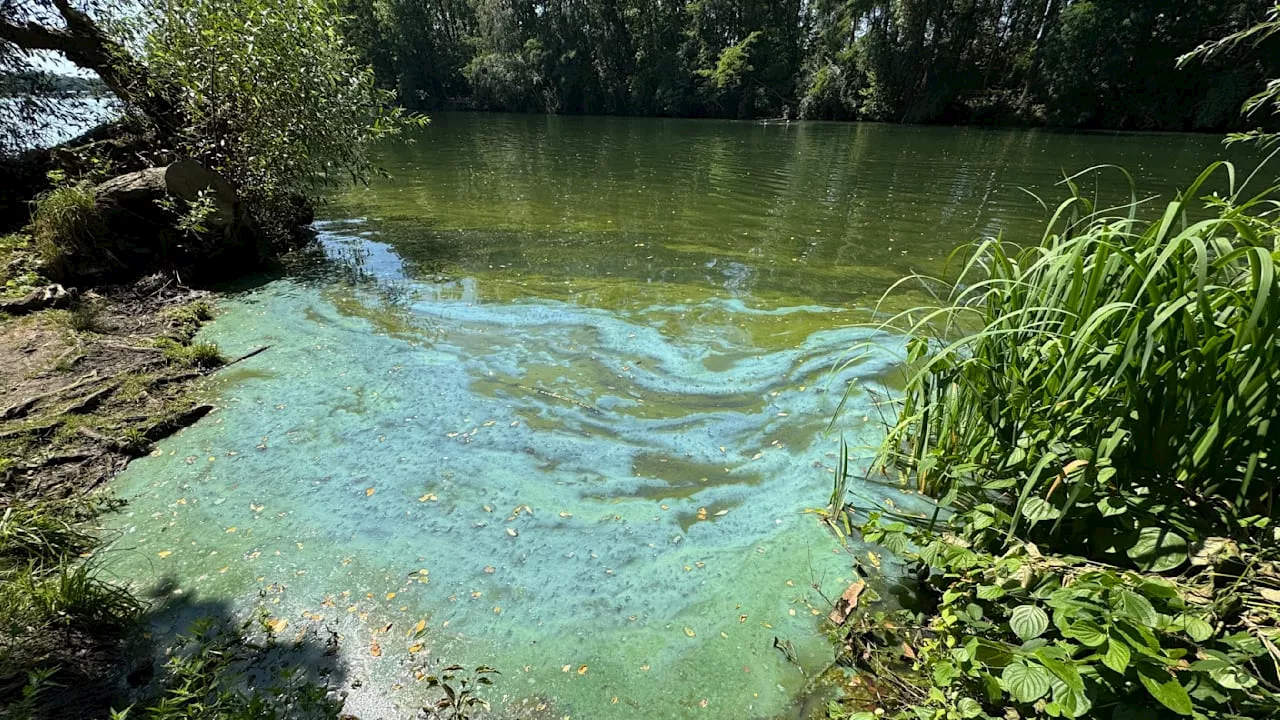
[104,116,1244,719]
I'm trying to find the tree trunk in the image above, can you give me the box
[46,160,246,282]
[0,0,180,133]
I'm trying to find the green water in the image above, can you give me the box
[103,116,1243,719]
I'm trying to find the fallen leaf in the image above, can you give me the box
[418,493,437,502]
[365,487,376,497]
[577,665,588,675]
[266,618,288,634]
[562,665,571,673]
[827,580,867,626]
[683,627,696,637]
[409,643,424,653]
[484,566,496,574]
[506,528,518,537]
[386,592,396,600]
[370,640,382,657]
[157,550,172,558]
[413,619,426,634]
[225,526,237,533]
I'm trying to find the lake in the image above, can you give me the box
[102,115,1246,719]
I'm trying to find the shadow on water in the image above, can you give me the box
[31,574,347,720]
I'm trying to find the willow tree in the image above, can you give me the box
[1,0,413,239]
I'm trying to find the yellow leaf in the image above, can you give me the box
[386,592,396,600]
[266,618,288,634]
[506,528,518,537]
[683,627,696,638]
[561,665,571,673]
[370,640,382,657]
[409,643,423,653]
[157,550,172,558]
[484,566,496,574]
[365,487,376,496]
[577,665,588,675]
[640,664,650,672]
[418,493,437,502]
[225,526,237,533]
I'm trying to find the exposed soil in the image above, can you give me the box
[0,273,232,717]
[0,276,222,503]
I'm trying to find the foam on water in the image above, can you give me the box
[102,229,924,719]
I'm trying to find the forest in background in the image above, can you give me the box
[339,0,1280,130]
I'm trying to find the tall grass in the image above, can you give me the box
[0,500,139,676]
[866,163,1279,566]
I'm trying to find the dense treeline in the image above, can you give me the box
[341,0,1280,130]
[0,70,108,97]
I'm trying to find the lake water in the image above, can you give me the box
[102,115,1245,719]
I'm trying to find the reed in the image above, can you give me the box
[865,162,1280,564]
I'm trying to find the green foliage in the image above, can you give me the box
[699,31,762,90]
[862,163,1280,562]
[846,515,1280,719]
[29,182,101,272]
[0,233,43,299]
[112,617,344,720]
[1181,3,1280,147]
[143,0,420,238]
[0,499,140,679]
[333,0,1278,129]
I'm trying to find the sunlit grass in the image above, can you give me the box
[859,162,1280,555]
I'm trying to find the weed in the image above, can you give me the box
[155,338,224,368]
[423,665,500,720]
[29,183,102,274]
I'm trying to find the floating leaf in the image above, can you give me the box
[157,550,172,558]
[506,528,518,537]
[577,665,588,675]
[265,618,288,634]
[683,627,696,637]
[365,487,376,497]
[369,640,382,657]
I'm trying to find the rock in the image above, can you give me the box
[0,284,74,316]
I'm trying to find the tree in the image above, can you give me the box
[1,0,413,242]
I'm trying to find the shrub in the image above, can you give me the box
[843,515,1280,720]
[143,0,420,240]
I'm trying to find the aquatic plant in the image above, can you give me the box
[865,162,1280,563]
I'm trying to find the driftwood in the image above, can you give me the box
[0,285,74,316]
[144,404,214,442]
[222,345,270,368]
